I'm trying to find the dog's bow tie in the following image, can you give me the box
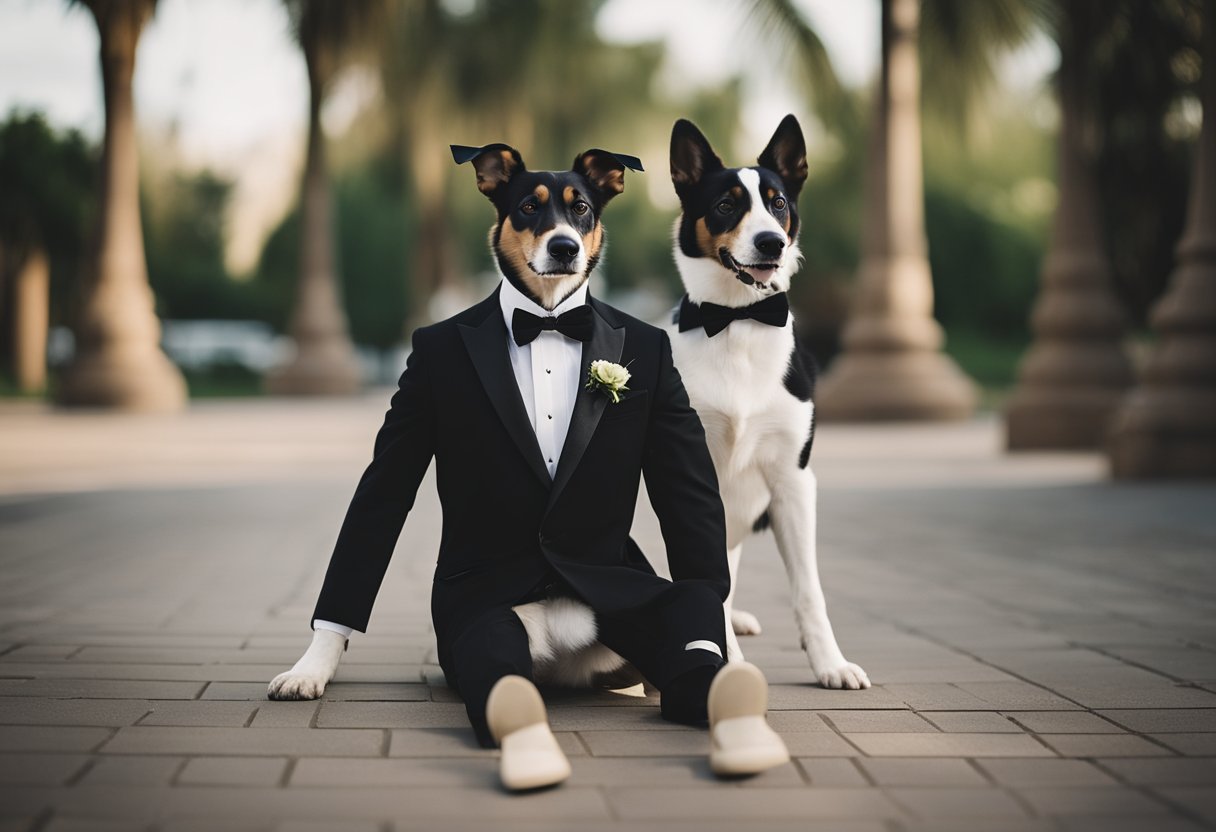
[677,293,790,337]
[512,305,594,346]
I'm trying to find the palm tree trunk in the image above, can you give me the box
[14,245,50,393]
[56,1,186,410]
[1108,0,1216,477]
[816,0,977,420]
[1005,0,1133,449]
[265,55,361,395]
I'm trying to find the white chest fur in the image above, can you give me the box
[668,316,814,546]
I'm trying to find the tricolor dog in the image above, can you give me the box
[665,116,869,689]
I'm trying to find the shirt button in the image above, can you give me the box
[547,414,552,420]
[546,369,551,374]
[548,458,553,463]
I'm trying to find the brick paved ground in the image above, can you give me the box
[0,396,1214,831]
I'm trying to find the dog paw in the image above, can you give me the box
[813,660,870,691]
[267,670,328,701]
[731,609,763,636]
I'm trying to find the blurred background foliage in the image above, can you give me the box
[0,0,1203,393]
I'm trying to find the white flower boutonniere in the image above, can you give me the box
[587,359,631,404]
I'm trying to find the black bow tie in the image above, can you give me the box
[677,293,790,337]
[512,305,594,346]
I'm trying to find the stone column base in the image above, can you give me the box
[1005,388,1126,450]
[816,350,977,422]
[1108,388,1216,478]
[55,349,187,412]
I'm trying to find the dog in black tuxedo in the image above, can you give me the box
[268,143,791,790]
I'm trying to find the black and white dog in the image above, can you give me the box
[665,116,869,689]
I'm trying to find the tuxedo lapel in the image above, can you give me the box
[547,300,625,510]
[457,293,552,488]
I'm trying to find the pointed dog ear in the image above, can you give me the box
[572,149,644,202]
[757,114,807,201]
[451,143,526,198]
[670,118,723,196]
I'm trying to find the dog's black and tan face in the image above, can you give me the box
[452,144,642,310]
[670,115,808,303]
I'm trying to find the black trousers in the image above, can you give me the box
[438,578,728,748]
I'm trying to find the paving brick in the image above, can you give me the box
[178,756,288,786]
[316,701,468,729]
[0,699,151,727]
[1005,711,1124,734]
[248,701,318,728]
[818,710,937,732]
[1150,733,1216,755]
[954,681,1082,710]
[1040,734,1174,758]
[1152,788,1216,822]
[137,701,256,727]
[1018,786,1170,816]
[569,755,804,787]
[291,756,498,788]
[795,758,869,787]
[605,787,904,820]
[1096,757,1216,786]
[79,756,184,786]
[886,787,1029,819]
[0,725,112,752]
[846,732,1052,758]
[0,679,204,700]
[881,684,992,710]
[100,726,384,757]
[0,752,89,785]
[977,758,1118,787]
[860,758,987,786]
[1099,709,1216,733]
[577,729,857,758]
[922,711,1023,732]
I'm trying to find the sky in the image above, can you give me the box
[0,0,1056,272]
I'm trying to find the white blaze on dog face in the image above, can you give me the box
[669,116,808,303]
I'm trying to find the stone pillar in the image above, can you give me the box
[816,0,977,421]
[1004,2,1133,449]
[264,71,361,396]
[1108,0,1216,478]
[56,2,186,411]
[14,246,49,394]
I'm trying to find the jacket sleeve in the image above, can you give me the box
[641,330,731,600]
[310,327,437,632]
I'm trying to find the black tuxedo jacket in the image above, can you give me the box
[311,286,730,652]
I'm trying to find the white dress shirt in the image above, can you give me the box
[313,278,590,639]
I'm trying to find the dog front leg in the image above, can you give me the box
[267,629,347,700]
[767,466,870,690]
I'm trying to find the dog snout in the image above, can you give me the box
[754,232,785,259]
[548,236,580,263]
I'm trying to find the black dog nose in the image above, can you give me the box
[548,237,580,261]
[754,232,785,258]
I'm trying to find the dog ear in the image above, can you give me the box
[451,143,526,199]
[670,119,723,196]
[572,149,644,202]
[757,114,807,201]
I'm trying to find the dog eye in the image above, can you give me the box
[715,199,734,215]
[520,201,538,215]
[572,201,590,216]
[773,197,787,210]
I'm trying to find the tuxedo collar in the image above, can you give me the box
[457,285,625,503]
[498,275,589,335]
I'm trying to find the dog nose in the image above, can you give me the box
[548,237,580,262]
[754,232,785,258]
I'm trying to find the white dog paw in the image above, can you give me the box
[267,670,328,701]
[730,609,763,636]
[812,660,871,691]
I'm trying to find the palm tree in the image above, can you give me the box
[265,0,381,395]
[749,0,1037,420]
[56,0,186,410]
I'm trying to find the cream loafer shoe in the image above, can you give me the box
[707,662,790,776]
[486,675,571,791]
